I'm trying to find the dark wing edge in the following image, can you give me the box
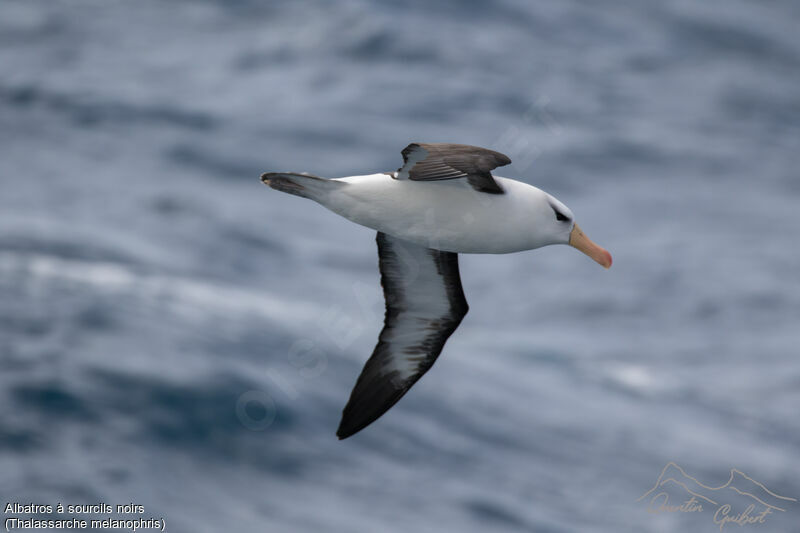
[336,232,469,439]
[396,142,511,194]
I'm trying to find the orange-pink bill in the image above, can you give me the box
[569,223,612,269]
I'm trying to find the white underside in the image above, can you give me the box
[317,174,565,254]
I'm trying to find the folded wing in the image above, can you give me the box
[337,232,469,439]
[394,142,511,194]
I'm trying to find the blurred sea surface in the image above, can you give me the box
[1,0,799,531]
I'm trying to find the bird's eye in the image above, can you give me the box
[551,206,570,222]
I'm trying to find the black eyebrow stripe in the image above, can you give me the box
[550,203,570,221]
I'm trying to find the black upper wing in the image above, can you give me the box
[395,142,511,194]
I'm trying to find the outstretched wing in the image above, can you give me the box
[337,232,469,439]
[394,142,511,194]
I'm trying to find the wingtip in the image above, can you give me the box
[337,410,375,440]
[336,424,355,440]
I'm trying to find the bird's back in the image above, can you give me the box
[321,174,550,253]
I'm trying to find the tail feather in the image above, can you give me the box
[261,172,343,200]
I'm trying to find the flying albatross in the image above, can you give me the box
[261,143,612,439]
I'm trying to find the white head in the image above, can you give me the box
[532,190,612,268]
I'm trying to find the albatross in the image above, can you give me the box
[261,143,612,439]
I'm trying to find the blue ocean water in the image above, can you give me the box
[2,0,799,531]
